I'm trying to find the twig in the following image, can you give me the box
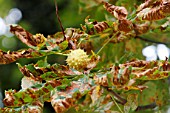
[135,36,170,45]
[68,40,77,50]
[135,102,157,111]
[106,87,127,105]
[110,94,124,113]
[54,0,66,40]
[106,87,157,111]
[97,32,119,55]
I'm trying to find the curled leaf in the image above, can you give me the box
[10,25,46,48]
[0,100,44,113]
[21,76,41,89]
[0,49,43,64]
[86,54,100,71]
[136,1,170,21]
[18,62,81,81]
[134,22,150,35]
[94,60,170,90]
[3,80,61,107]
[137,0,156,12]
[83,18,110,35]
[103,1,128,20]
[51,81,91,113]
[117,19,134,33]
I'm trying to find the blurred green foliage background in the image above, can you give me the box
[0,0,170,112]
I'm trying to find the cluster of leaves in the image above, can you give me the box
[1,0,170,113]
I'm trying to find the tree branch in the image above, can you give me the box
[106,87,157,111]
[54,0,66,40]
[106,87,127,105]
[135,102,157,111]
[135,36,170,45]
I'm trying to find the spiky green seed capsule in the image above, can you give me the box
[66,49,90,70]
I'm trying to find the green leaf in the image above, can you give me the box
[36,57,49,67]
[59,40,68,50]
[124,94,138,113]
[23,94,33,103]
[41,72,57,80]
[57,84,68,90]
[107,73,113,87]
[25,64,35,72]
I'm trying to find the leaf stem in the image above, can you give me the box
[55,52,68,56]
[110,93,124,113]
[97,32,119,55]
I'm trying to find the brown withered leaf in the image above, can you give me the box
[86,21,110,35]
[90,85,102,104]
[136,7,165,21]
[110,66,131,86]
[3,80,61,107]
[21,76,41,89]
[86,54,100,72]
[0,49,43,64]
[117,19,134,33]
[80,41,93,54]
[50,65,82,76]
[133,22,150,35]
[162,57,170,71]
[51,81,91,113]
[93,21,109,33]
[47,28,86,50]
[18,64,42,81]
[119,60,157,68]
[0,100,44,113]
[94,60,170,90]
[136,0,156,12]
[94,74,109,87]
[3,90,17,107]
[46,32,65,50]
[10,25,46,48]
[120,67,131,85]
[133,67,159,78]
[65,28,85,40]
[136,1,170,21]
[126,61,169,80]
[161,1,170,14]
[26,100,44,113]
[111,65,120,85]
[18,63,82,81]
[102,1,128,20]
[10,25,33,46]
[66,28,87,50]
